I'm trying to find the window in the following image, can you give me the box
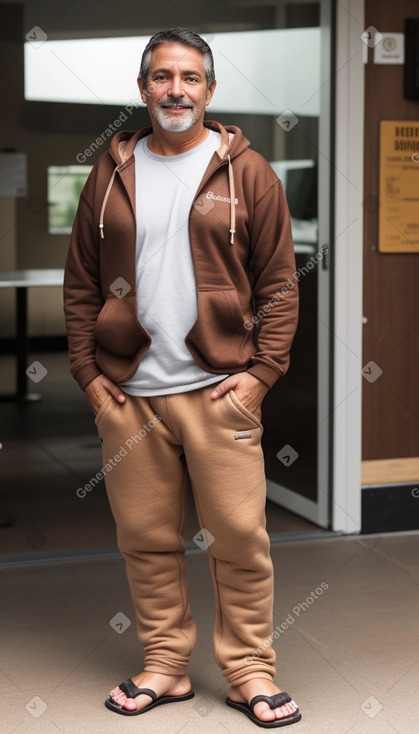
[47,165,92,234]
[25,30,320,116]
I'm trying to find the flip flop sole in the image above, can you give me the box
[226,698,302,728]
[105,690,194,716]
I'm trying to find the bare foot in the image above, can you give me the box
[109,671,192,713]
[228,677,299,724]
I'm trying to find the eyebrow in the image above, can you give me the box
[151,67,203,77]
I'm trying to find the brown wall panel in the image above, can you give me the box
[363,0,419,460]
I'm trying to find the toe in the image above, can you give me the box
[108,686,136,711]
[122,697,138,711]
[252,699,299,723]
[253,702,276,722]
[110,693,125,704]
[273,701,298,720]
[110,686,124,699]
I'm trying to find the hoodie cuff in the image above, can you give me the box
[247,362,284,389]
[72,362,102,392]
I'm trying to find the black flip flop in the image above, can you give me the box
[226,691,301,728]
[105,678,194,716]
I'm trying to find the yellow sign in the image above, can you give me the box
[379,121,419,253]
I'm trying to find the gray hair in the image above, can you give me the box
[139,27,215,87]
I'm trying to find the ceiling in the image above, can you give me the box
[6,0,319,39]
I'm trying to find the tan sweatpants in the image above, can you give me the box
[95,383,276,686]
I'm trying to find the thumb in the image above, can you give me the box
[210,377,238,399]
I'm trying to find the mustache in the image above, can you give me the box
[158,97,194,108]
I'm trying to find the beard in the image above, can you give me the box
[150,97,201,132]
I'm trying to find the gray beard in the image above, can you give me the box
[152,105,200,132]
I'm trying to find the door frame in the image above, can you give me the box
[331,0,364,533]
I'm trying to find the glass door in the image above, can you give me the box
[208,0,333,528]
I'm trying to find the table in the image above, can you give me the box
[0,269,64,402]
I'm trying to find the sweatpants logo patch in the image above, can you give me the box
[234,432,252,440]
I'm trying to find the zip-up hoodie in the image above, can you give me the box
[63,120,299,392]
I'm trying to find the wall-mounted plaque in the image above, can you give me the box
[379,121,419,253]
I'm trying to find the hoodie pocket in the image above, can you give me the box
[185,286,255,370]
[94,296,149,358]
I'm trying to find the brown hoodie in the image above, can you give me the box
[63,120,298,392]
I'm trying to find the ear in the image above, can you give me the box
[205,79,217,107]
[137,77,147,104]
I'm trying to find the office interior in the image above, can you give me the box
[1,1,419,733]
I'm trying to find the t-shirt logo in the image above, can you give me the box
[205,191,239,205]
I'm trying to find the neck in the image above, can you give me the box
[146,123,209,156]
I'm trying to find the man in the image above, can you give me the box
[64,27,300,728]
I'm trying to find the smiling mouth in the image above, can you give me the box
[161,104,192,110]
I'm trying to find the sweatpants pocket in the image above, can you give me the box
[94,394,114,427]
[227,389,263,429]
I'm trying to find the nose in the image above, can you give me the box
[168,75,184,99]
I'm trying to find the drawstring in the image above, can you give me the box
[227,154,236,245]
[99,166,118,239]
[99,155,236,245]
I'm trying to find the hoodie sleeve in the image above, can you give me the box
[63,177,103,391]
[246,174,299,388]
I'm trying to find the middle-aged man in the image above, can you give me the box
[64,27,300,729]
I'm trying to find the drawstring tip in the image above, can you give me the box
[99,224,104,239]
[229,229,235,245]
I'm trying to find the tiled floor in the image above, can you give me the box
[1,531,419,733]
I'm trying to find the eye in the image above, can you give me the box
[154,74,167,82]
[186,76,199,83]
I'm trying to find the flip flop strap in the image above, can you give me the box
[119,679,157,701]
[249,692,292,710]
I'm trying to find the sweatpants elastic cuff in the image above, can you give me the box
[225,668,276,686]
[144,663,190,677]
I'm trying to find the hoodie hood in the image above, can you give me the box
[108,120,250,165]
[99,121,250,244]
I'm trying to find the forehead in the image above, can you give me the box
[149,42,205,73]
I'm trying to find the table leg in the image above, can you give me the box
[16,285,28,396]
[16,286,42,401]
[0,286,42,402]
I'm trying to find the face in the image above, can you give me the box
[138,42,216,133]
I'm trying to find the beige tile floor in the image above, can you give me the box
[1,531,419,734]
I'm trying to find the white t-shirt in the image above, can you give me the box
[121,130,227,396]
